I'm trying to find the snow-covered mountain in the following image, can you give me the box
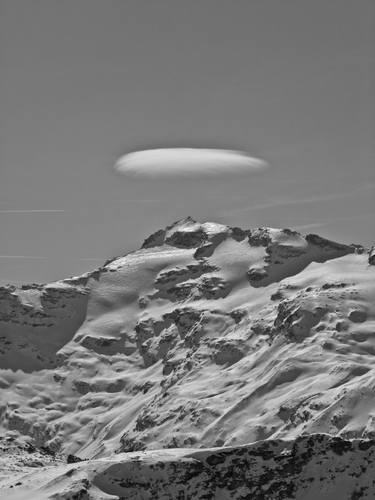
[1,218,374,498]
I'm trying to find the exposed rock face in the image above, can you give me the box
[0,281,89,371]
[0,218,374,498]
[369,246,375,265]
[2,434,375,499]
[246,227,356,287]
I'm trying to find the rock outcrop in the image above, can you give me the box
[2,434,375,499]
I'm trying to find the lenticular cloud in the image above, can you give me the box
[114,148,268,179]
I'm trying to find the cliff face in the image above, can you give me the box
[1,218,374,498]
[0,281,90,371]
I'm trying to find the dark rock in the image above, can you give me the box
[369,246,375,265]
[67,454,83,463]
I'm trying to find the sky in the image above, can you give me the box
[0,0,374,284]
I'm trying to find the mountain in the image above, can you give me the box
[0,217,374,499]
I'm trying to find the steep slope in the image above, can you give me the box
[0,217,374,497]
[0,279,90,372]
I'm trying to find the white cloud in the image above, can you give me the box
[114,148,268,179]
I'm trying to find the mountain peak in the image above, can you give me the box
[1,219,374,498]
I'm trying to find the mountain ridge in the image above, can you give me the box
[1,218,374,498]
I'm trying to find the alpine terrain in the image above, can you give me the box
[1,217,374,499]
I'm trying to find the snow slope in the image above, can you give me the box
[0,217,374,498]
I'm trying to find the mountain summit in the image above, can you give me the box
[1,219,374,498]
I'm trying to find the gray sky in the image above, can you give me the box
[1,0,374,284]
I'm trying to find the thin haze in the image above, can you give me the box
[0,0,374,284]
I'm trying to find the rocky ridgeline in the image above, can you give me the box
[0,218,374,498]
[78,434,375,499]
[246,228,359,287]
[2,434,375,499]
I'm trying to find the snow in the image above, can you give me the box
[2,435,375,499]
[0,217,374,498]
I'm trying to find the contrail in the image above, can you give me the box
[115,199,163,204]
[0,255,106,261]
[292,222,331,230]
[78,257,104,261]
[0,255,46,259]
[223,184,374,216]
[0,209,66,213]
[223,190,367,216]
